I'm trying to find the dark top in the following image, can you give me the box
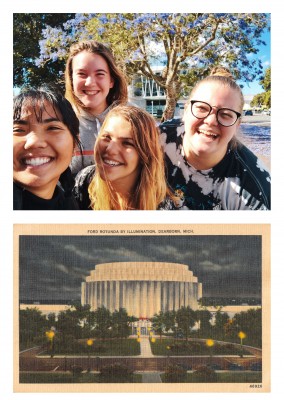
[160,120,271,210]
[13,182,79,210]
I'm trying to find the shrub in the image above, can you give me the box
[100,363,133,378]
[193,366,218,382]
[164,363,188,383]
[70,365,84,375]
[93,344,107,353]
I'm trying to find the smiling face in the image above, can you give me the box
[13,101,74,199]
[96,115,141,194]
[72,51,114,115]
[183,81,242,169]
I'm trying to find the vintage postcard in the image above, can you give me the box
[14,224,270,393]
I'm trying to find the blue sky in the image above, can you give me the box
[238,29,271,95]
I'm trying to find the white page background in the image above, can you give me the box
[1,1,282,399]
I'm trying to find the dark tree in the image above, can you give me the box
[13,13,75,89]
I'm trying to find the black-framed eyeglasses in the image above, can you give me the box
[190,100,241,127]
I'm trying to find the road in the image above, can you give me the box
[241,114,271,126]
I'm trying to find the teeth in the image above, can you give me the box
[84,90,99,95]
[199,130,218,138]
[24,157,51,166]
[104,159,121,166]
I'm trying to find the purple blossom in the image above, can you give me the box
[99,15,109,24]
[32,12,270,88]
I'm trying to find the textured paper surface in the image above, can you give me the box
[14,224,270,393]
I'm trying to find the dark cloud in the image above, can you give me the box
[19,235,262,302]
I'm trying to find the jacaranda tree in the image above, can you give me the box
[22,13,270,121]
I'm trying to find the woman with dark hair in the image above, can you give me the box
[65,40,128,174]
[13,86,81,210]
[160,66,271,210]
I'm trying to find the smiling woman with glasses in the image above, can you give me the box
[160,66,271,210]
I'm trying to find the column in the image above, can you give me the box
[174,282,180,310]
[147,281,155,317]
[180,282,185,308]
[154,281,161,316]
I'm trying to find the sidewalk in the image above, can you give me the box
[139,337,154,357]
[141,372,162,383]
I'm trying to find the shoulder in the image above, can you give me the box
[55,186,79,210]
[73,165,96,210]
[74,165,96,187]
[231,142,271,209]
[159,118,185,144]
[234,143,271,180]
[13,182,23,210]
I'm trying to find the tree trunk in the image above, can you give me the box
[161,81,179,123]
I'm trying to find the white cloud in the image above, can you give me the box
[64,244,96,260]
[199,260,241,272]
[55,264,69,274]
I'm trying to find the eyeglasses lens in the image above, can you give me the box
[192,102,238,127]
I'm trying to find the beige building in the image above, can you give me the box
[81,262,202,318]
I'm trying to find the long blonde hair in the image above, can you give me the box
[88,105,171,210]
[65,40,128,114]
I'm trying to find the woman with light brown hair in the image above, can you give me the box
[73,105,183,210]
[65,40,128,174]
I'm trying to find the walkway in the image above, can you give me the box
[141,372,162,383]
[139,337,154,357]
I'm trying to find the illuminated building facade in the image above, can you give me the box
[81,262,202,318]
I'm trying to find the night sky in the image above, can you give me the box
[19,235,262,302]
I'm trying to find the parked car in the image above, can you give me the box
[250,362,262,371]
[262,109,271,115]
[228,363,244,371]
[244,110,253,116]
[207,363,222,370]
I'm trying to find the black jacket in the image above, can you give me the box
[13,182,79,210]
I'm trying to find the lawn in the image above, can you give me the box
[42,338,140,356]
[151,338,251,356]
[161,371,262,383]
[19,371,142,384]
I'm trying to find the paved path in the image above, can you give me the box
[139,337,154,357]
[141,372,162,383]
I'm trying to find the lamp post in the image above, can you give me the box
[238,331,246,358]
[86,338,94,372]
[45,330,55,358]
[137,327,141,344]
[166,345,171,367]
[206,339,215,368]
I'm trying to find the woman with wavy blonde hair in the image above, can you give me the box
[65,40,128,174]
[73,105,182,210]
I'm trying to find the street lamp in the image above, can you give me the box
[238,331,246,358]
[45,330,55,358]
[206,339,215,368]
[166,345,171,366]
[86,338,94,372]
